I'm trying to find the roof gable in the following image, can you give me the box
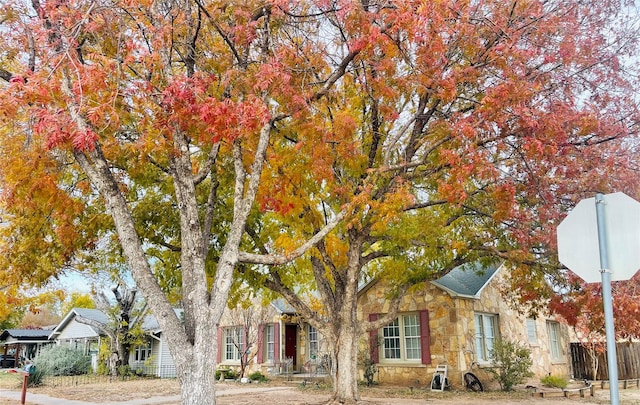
[49,308,110,339]
[431,261,502,298]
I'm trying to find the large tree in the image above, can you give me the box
[231,0,640,402]
[0,1,340,404]
[1,1,639,404]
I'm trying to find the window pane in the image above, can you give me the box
[383,319,401,359]
[484,316,495,357]
[405,337,420,359]
[404,315,420,337]
[526,319,537,344]
[475,314,499,362]
[309,325,319,358]
[548,322,561,360]
[266,325,275,362]
[235,328,243,360]
[225,329,234,360]
[403,315,421,360]
[474,315,485,361]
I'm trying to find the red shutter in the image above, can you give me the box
[419,310,431,365]
[217,327,223,363]
[368,313,379,363]
[257,324,264,364]
[273,323,280,362]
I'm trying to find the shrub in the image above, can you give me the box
[248,371,267,382]
[215,368,238,380]
[541,374,568,389]
[488,339,534,391]
[117,365,135,377]
[27,367,45,387]
[358,347,378,387]
[361,358,378,386]
[96,341,111,375]
[33,345,91,376]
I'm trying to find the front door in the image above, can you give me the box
[285,324,297,367]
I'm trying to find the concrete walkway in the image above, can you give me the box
[0,386,293,405]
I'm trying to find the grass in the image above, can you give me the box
[0,371,25,390]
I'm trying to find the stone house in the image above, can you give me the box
[216,299,328,378]
[357,262,571,388]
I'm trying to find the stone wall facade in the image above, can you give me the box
[357,268,571,388]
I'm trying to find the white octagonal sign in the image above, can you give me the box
[557,192,640,283]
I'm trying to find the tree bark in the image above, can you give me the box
[177,336,217,405]
[328,324,360,404]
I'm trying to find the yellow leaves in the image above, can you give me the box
[307,295,326,316]
[369,178,415,234]
[322,234,349,269]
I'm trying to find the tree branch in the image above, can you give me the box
[75,314,115,341]
[237,210,346,265]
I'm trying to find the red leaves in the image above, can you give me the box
[551,273,640,341]
[32,108,96,151]
[160,74,270,143]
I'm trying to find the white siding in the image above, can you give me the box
[157,333,175,378]
[56,320,100,340]
[129,334,176,378]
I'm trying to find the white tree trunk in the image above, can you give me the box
[178,340,217,405]
[330,326,360,404]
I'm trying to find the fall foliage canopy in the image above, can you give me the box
[0,0,639,403]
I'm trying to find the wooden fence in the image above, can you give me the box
[571,342,640,380]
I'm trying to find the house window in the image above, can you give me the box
[526,318,537,344]
[547,321,563,361]
[135,341,152,362]
[475,313,498,363]
[265,324,275,362]
[308,325,319,359]
[224,327,243,362]
[381,314,422,362]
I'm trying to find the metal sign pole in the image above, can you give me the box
[595,193,620,405]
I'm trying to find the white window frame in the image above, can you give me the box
[547,321,563,362]
[224,327,243,362]
[475,313,498,363]
[526,318,537,345]
[380,313,421,363]
[134,340,152,362]
[265,324,275,363]
[308,325,319,359]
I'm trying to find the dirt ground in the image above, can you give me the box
[2,375,640,404]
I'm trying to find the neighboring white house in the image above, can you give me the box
[130,311,178,378]
[49,308,108,357]
[50,307,177,378]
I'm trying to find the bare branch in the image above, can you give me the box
[237,210,346,265]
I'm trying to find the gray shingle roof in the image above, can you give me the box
[431,261,501,298]
[73,308,110,324]
[0,329,53,341]
[140,308,184,332]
